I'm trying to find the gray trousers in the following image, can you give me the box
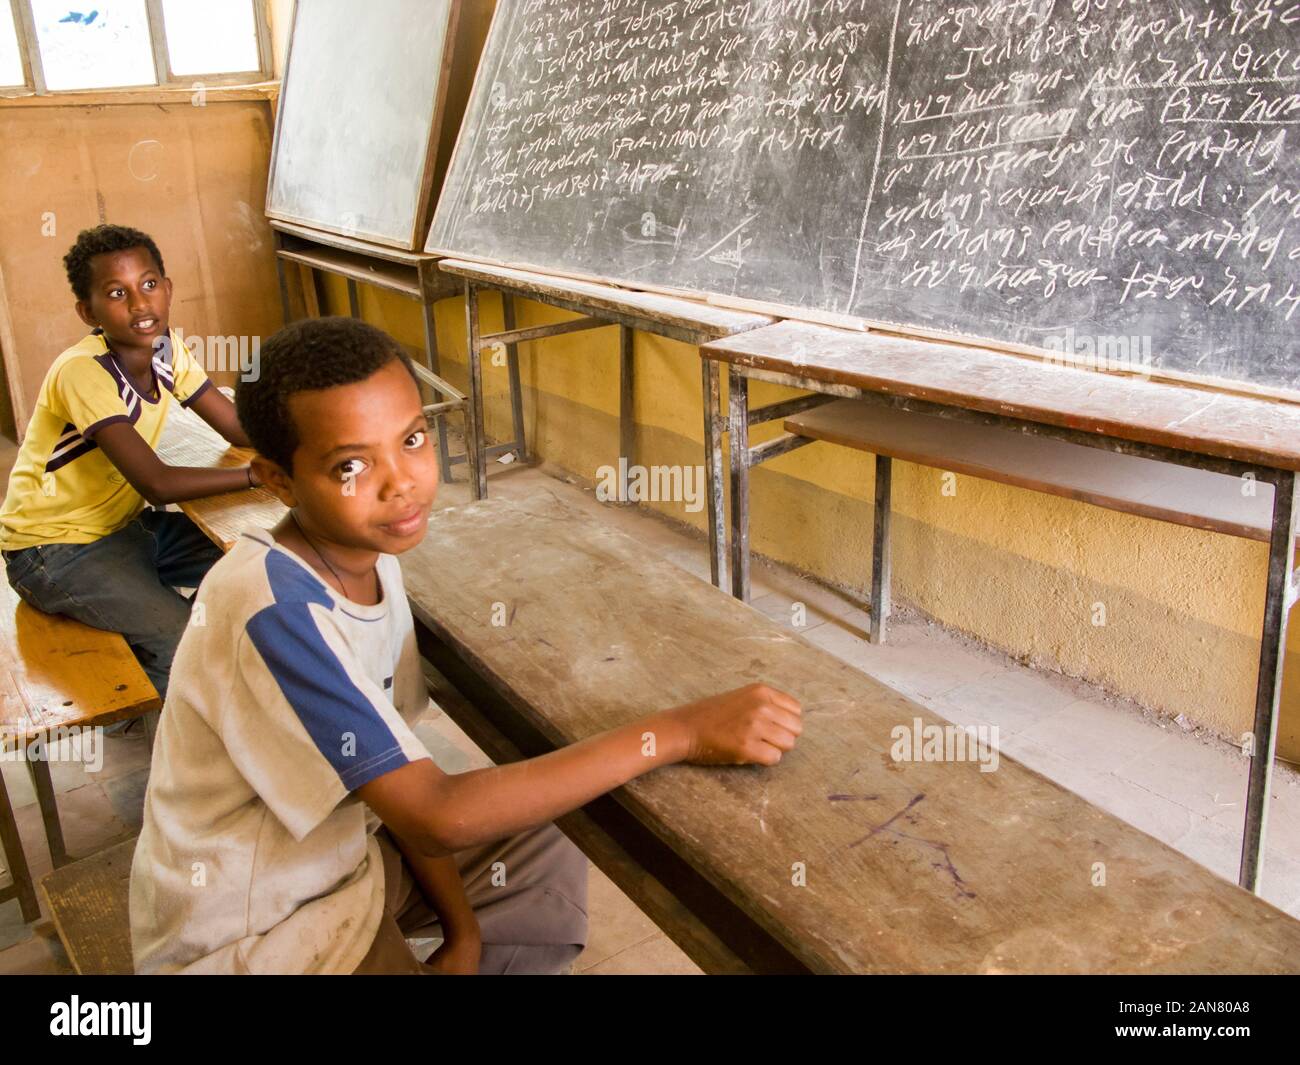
[3,510,221,698]
[354,823,589,975]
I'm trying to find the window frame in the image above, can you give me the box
[1,0,273,97]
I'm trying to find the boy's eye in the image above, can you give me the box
[108,288,124,299]
[404,429,428,449]
[336,457,369,480]
[143,279,157,290]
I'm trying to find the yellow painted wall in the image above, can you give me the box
[318,271,1299,766]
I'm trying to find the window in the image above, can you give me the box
[161,0,260,77]
[30,0,155,91]
[0,2,24,85]
[3,0,270,95]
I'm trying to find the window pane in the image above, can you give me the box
[162,0,259,77]
[0,2,24,86]
[31,0,156,90]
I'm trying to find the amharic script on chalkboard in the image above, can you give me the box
[430,0,1300,393]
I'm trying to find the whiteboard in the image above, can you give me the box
[267,0,457,250]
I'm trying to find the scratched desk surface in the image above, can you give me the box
[703,320,1300,473]
[402,495,1300,974]
[157,413,285,551]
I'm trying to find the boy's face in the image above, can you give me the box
[74,246,172,354]
[259,359,439,556]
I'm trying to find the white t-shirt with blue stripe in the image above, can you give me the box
[129,530,431,974]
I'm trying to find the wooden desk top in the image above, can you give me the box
[438,259,774,343]
[402,495,1300,974]
[157,413,285,552]
[704,320,1300,473]
[270,219,442,267]
[0,581,159,745]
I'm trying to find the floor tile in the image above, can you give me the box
[574,865,664,971]
[579,933,702,975]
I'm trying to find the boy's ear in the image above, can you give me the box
[252,454,296,508]
[74,299,97,329]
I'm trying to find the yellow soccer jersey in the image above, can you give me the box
[0,329,211,550]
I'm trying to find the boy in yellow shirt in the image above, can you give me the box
[0,224,260,697]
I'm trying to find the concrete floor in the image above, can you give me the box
[1,439,1298,975]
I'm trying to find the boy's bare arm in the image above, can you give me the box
[188,386,253,447]
[358,683,802,858]
[95,421,257,505]
[386,831,481,974]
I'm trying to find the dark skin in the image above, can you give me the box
[255,359,804,974]
[73,246,261,505]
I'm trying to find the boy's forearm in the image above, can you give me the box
[428,711,689,853]
[387,831,478,938]
[150,465,255,504]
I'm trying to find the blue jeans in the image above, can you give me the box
[4,510,223,699]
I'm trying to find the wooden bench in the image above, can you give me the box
[39,837,136,975]
[0,579,159,923]
[437,258,773,502]
[700,319,1300,894]
[403,495,1300,974]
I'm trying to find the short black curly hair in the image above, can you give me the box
[63,224,166,301]
[236,317,420,473]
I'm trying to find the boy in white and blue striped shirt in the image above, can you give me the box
[130,317,802,974]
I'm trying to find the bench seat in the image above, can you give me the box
[0,580,158,921]
[40,837,136,975]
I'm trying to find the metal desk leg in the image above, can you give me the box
[1239,470,1298,893]
[419,284,453,485]
[464,284,488,501]
[27,740,68,868]
[274,256,293,326]
[619,326,635,498]
[870,455,894,644]
[308,268,328,317]
[502,294,527,463]
[0,763,39,921]
[702,360,726,589]
[728,367,751,602]
[346,278,361,318]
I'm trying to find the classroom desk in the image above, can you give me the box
[156,414,285,551]
[401,495,1300,974]
[435,259,773,503]
[698,319,1300,896]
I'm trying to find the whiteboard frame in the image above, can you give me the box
[266,0,463,252]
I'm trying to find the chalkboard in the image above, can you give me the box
[429,0,1300,396]
[267,0,459,250]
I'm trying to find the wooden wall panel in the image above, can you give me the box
[0,100,283,434]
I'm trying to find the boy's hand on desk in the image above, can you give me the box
[664,683,802,767]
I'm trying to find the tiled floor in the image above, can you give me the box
[1,444,1297,975]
